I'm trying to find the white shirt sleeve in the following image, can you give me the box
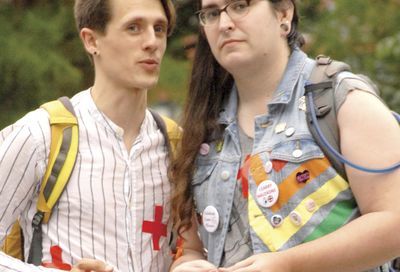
[0,251,63,272]
[0,111,49,271]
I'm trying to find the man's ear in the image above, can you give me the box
[80,27,98,55]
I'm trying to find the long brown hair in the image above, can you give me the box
[171,0,304,236]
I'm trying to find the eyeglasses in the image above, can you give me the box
[196,0,253,26]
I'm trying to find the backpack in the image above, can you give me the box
[1,97,181,265]
[305,56,400,271]
[305,55,400,179]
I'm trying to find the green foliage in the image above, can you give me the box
[299,0,400,111]
[152,52,191,105]
[0,0,399,129]
[0,3,83,127]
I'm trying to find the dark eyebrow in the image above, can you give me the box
[201,0,231,9]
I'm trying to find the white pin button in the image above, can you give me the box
[271,214,283,228]
[256,180,279,208]
[199,143,210,156]
[305,199,317,213]
[202,206,220,233]
[299,96,307,112]
[264,160,273,174]
[292,149,303,158]
[274,122,287,134]
[220,170,230,181]
[289,211,302,226]
[285,127,296,137]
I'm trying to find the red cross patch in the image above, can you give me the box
[42,245,72,270]
[142,205,167,251]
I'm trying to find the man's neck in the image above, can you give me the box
[91,84,148,150]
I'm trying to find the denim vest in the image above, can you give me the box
[192,49,389,272]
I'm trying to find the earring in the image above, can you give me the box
[280,21,290,32]
[93,50,98,56]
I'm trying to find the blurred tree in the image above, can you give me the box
[299,0,400,111]
[0,2,85,126]
[0,0,399,128]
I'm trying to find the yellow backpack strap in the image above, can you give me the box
[161,115,181,158]
[148,109,182,257]
[148,109,181,158]
[28,97,79,265]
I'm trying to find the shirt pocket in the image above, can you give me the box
[269,138,324,163]
[268,138,329,209]
[192,160,218,213]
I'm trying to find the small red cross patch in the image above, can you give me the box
[42,245,72,270]
[142,205,167,251]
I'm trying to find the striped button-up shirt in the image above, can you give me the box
[0,90,172,272]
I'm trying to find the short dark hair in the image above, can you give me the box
[74,0,176,35]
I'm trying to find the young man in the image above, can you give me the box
[0,0,176,271]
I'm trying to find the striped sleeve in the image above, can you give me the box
[0,111,49,271]
[0,251,61,272]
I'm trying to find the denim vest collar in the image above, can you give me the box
[218,48,308,126]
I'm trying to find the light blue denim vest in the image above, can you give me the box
[192,49,389,272]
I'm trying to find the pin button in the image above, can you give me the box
[274,122,287,134]
[285,127,296,137]
[264,161,273,174]
[256,180,279,208]
[289,211,302,226]
[202,206,220,233]
[199,143,210,156]
[271,214,283,228]
[305,199,317,212]
[292,149,303,158]
[221,170,230,181]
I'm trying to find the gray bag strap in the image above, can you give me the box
[305,55,350,179]
[28,97,78,265]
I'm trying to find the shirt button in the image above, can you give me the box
[285,127,296,137]
[220,170,230,181]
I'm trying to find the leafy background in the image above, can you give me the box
[0,0,399,127]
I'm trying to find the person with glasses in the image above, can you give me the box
[169,0,400,271]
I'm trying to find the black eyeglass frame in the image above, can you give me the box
[195,0,252,26]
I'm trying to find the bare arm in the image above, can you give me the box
[170,216,217,272]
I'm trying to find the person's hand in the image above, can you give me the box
[172,259,218,272]
[218,253,289,272]
[70,259,114,272]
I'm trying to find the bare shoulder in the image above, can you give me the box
[338,89,400,213]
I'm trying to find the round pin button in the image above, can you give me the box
[274,122,287,134]
[292,149,303,158]
[285,127,296,137]
[220,170,230,181]
[271,214,283,228]
[199,143,210,156]
[289,211,302,226]
[202,206,220,233]
[256,180,279,208]
[264,161,273,174]
[305,199,317,212]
